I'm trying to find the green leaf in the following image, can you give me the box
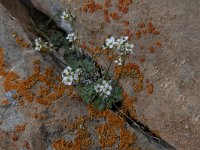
[92,98,105,111]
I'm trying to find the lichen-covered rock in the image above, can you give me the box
[30,0,200,149]
[0,3,166,150]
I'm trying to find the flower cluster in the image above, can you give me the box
[61,9,75,23]
[94,80,112,98]
[62,66,81,85]
[66,33,77,43]
[103,36,134,55]
[114,57,123,65]
[35,37,53,52]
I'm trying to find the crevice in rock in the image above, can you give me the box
[1,1,176,149]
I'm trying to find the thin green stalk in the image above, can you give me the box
[45,11,62,29]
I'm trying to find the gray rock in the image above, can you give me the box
[30,0,200,149]
[0,2,167,150]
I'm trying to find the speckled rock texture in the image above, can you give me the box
[30,0,200,149]
[0,3,167,150]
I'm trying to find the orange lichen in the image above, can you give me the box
[0,48,6,76]
[109,12,121,20]
[15,37,30,48]
[123,29,133,38]
[12,33,30,48]
[121,92,137,119]
[122,20,130,26]
[148,46,155,53]
[138,22,145,28]
[2,59,70,107]
[104,0,112,8]
[22,141,30,149]
[12,134,18,141]
[135,30,141,39]
[52,117,91,150]
[15,124,26,132]
[146,82,154,94]
[139,57,145,64]
[119,129,137,150]
[0,99,10,106]
[70,116,86,130]
[115,62,144,92]
[147,21,160,35]
[81,0,103,13]
[118,0,133,14]
[155,40,162,48]
[104,8,110,23]
[31,113,48,120]
[96,124,117,147]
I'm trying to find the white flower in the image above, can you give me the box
[114,57,123,65]
[66,33,77,42]
[61,66,81,85]
[125,43,134,54]
[61,10,75,22]
[35,38,42,51]
[34,37,53,52]
[62,76,73,85]
[94,80,112,97]
[103,83,112,96]
[75,68,82,75]
[116,36,128,45]
[94,84,103,93]
[73,73,79,81]
[105,36,116,49]
[62,67,72,77]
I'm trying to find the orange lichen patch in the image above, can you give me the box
[52,129,91,149]
[121,92,137,119]
[138,22,145,28]
[104,8,110,23]
[139,57,145,64]
[22,141,30,149]
[52,139,72,150]
[2,58,69,107]
[70,116,87,130]
[118,0,133,14]
[119,129,137,150]
[122,20,130,26]
[147,21,160,35]
[31,113,48,119]
[15,124,26,132]
[135,30,141,39]
[12,134,18,141]
[104,0,112,8]
[73,128,91,149]
[155,40,162,48]
[148,46,155,53]
[109,12,121,20]
[12,33,30,48]
[81,0,103,13]
[122,29,133,38]
[103,110,125,129]
[96,124,117,147]
[15,37,30,48]
[146,82,154,94]
[0,99,10,106]
[0,48,6,76]
[141,29,148,35]
[115,62,144,92]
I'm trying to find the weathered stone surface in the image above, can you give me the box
[30,0,200,149]
[0,3,165,150]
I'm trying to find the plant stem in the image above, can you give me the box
[45,11,62,29]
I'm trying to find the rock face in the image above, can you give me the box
[0,3,167,150]
[30,0,200,149]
